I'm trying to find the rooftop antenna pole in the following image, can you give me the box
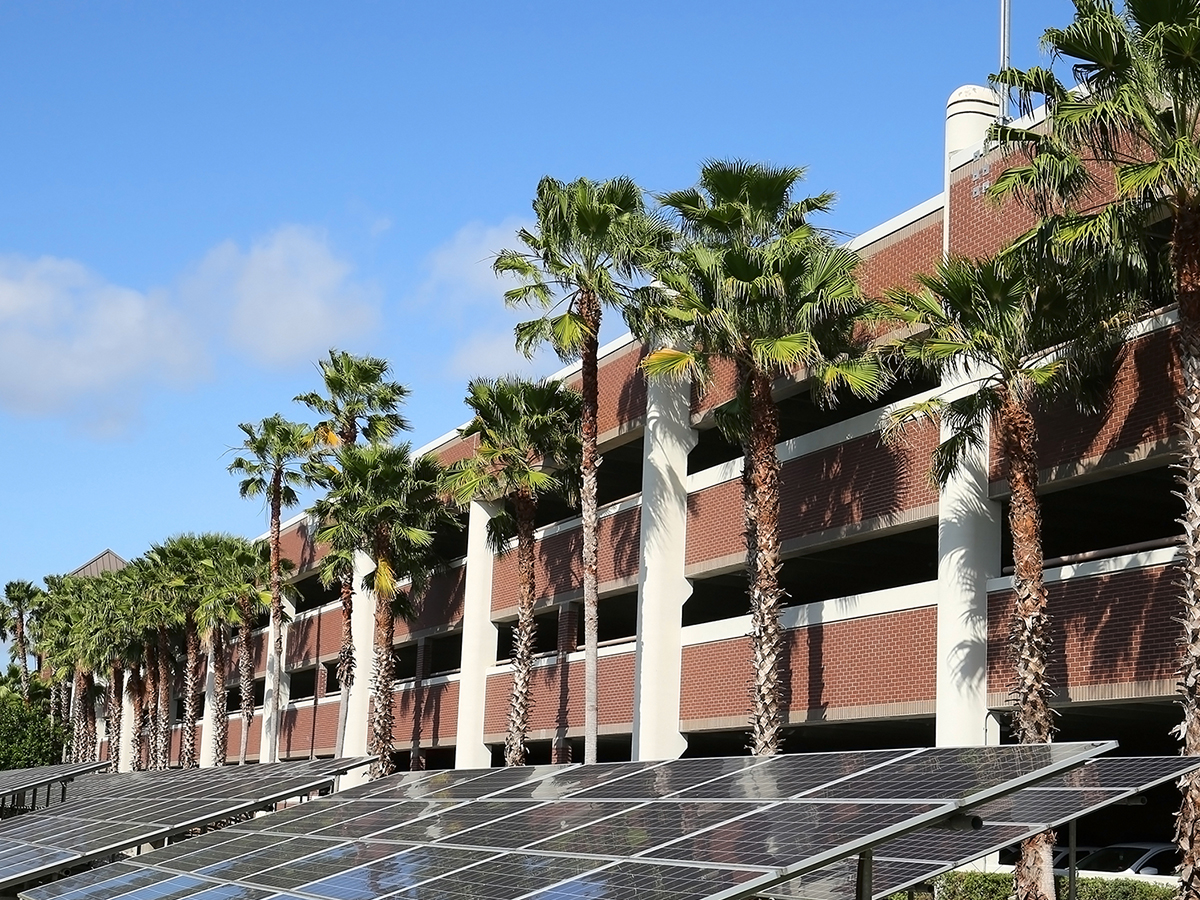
[998,0,1012,121]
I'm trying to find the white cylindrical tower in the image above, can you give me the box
[946,85,1001,159]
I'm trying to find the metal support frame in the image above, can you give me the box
[856,849,873,900]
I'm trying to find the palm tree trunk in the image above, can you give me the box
[156,626,171,769]
[237,598,255,765]
[998,389,1055,900]
[1173,202,1200,900]
[127,665,146,771]
[747,370,786,757]
[505,493,538,766]
[266,478,284,765]
[14,611,29,703]
[143,642,158,769]
[334,572,356,759]
[212,628,229,767]
[108,662,124,771]
[579,293,601,765]
[70,669,85,763]
[370,576,397,777]
[81,672,98,763]
[181,618,200,768]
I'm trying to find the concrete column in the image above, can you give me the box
[632,374,697,762]
[118,678,136,772]
[260,592,295,764]
[336,551,376,787]
[935,405,1001,746]
[455,500,500,769]
[199,647,218,767]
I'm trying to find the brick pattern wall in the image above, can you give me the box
[400,566,467,639]
[692,357,741,420]
[563,342,648,438]
[990,328,1178,482]
[392,680,460,747]
[279,700,339,758]
[279,518,323,574]
[856,213,944,298]
[287,608,341,670]
[483,652,636,736]
[986,564,1180,696]
[434,433,479,468]
[491,507,642,613]
[679,608,937,723]
[685,421,938,567]
[225,711,263,760]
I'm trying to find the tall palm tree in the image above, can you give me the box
[636,160,886,756]
[83,569,138,771]
[198,535,269,767]
[297,349,411,757]
[310,442,455,776]
[992,6,1200,890]
[139,550,187,768]
[445,377,582,766]
[228,414,313,764]
[496,175,672,763]
[883,243,1142,900]
[1,581,41,702]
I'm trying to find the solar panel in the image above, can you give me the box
[20,742,1119,900]
[0,757,368,892]
[0,761,108,809]
[762,753,1200,900]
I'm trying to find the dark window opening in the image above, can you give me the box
[393,643,419,681]
[431,511,469,562]
[496,609,560,663]
[1003,465,1182,571]
[228,677,266,710]
[226,685,241,710]
[597,438,644,506]
[683,525,938,626]
[574,591,637,647]
[323,662,341,694]
[289,668,317,701]
[491,739,555,767]
[173,694,205,722]
[687,372,940,475]
[533,493,579,529]
[428,632,463,676]
[292,572,339,614]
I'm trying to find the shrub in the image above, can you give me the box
[931,871,1176,900]
[0,695,67,769]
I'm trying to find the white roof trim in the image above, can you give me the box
[847,193,944,253]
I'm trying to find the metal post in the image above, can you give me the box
[1068,819,1078,900]
[856,849,874,900]
[998,0,1012,121]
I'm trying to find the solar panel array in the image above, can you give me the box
[0,761,108,808]
[0,757,368,892]
[22,742,1116,900]
[762,756,1200,900]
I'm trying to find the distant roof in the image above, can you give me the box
[69,549,128,578]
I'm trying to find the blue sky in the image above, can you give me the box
[0,0,1078,585]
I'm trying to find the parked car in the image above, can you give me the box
[998,845,1099,867]
[1075,843,1179,876]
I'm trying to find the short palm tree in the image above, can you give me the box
[311,442,455,776]
[445,377,582,766]
[638,160,886,756]
[228,414,313,763]
[297,349,411,757]
[992,5,1200,890]
[883,243,1142,900]
[497,175,672,763]
[1,580,42,702]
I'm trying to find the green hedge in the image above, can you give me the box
[925,871,1176,900]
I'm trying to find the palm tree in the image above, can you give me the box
[992,7,1200,890]
[636,160,886,756]
[228,414,313,764]
[496,175,672,763]
[882,241,1142,900]
[297,349,411,757]
[198,535,269,767]
[83,569,138,771]
[445,377,582,766]
[1,581,41,702]
[311,442,455,776]
[139,550,187,769]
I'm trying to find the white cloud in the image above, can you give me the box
[0,254,202,427]
[413,217,530,315]
[445,329,559,381]
[185,225,379,366]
